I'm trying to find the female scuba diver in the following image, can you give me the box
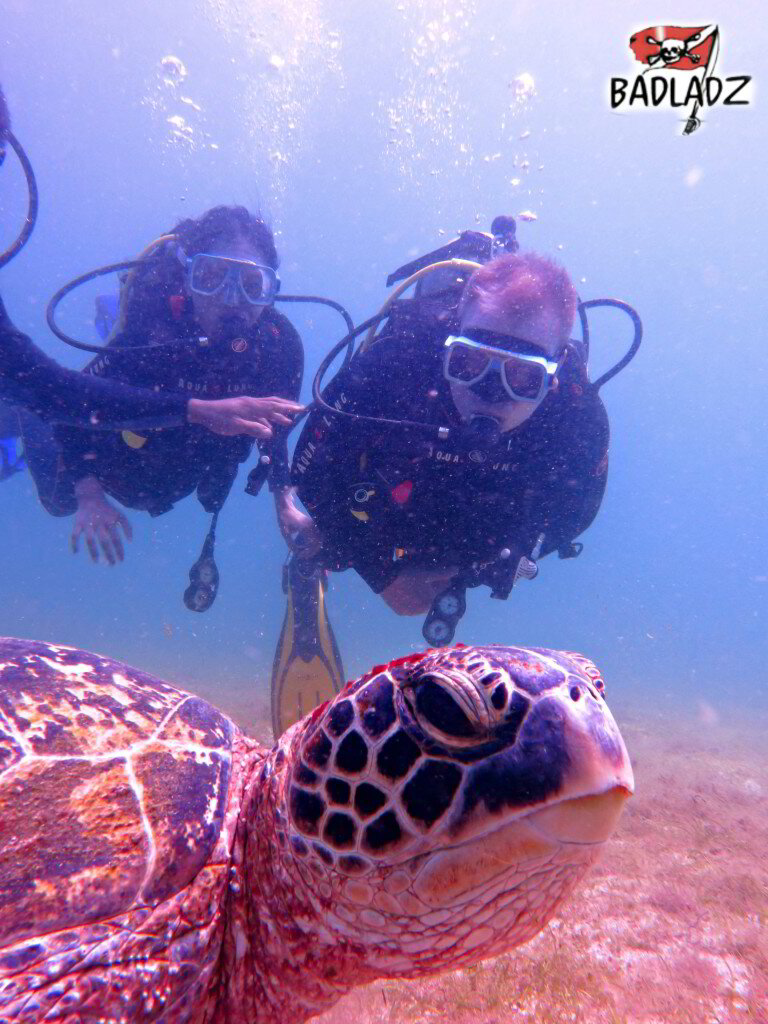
[0,85,289,444]
[46,206,311,592]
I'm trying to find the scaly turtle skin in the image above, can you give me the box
[0,638,633,1023]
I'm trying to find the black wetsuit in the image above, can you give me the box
[47,308,302,517]
[0,295,188,429]
[292,300,609,593]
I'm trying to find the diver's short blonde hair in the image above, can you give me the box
[459,252,578,340]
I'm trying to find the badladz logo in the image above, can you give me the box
[609,25,753,134]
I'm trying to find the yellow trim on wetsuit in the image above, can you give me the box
[121,430,148,449]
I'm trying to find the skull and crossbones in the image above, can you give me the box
[645,31,703,66]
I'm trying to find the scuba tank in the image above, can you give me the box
[361,215,521,354]
[385,214,519,296]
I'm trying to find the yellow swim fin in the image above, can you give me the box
[271,556,345,738]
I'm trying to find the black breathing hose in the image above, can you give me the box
[0,130,39,269]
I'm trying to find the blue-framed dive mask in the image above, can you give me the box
[182,251,280,306]
[443,332,565,403]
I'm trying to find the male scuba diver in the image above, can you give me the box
[287,218,641,674]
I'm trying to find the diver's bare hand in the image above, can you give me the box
[274,487,322,555]
[187,396,303,439]
[71,476,132,565]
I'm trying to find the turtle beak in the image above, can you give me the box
[527,787,631,845]
[530,690,634,845]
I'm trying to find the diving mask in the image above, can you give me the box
[443,333,563,403]
[182,251,279,306]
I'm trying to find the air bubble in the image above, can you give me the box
[160,55,188,84]
[684,166,703,187]
[512,73,536,101]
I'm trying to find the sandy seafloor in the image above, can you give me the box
[214,687,767,1024]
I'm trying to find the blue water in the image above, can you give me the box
[1,0,766,721]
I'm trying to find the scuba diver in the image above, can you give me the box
[3,80,346,736]
[288,216,641,662]
[0,85,288,445]
[49,207,348,737]
[44,205,308,582]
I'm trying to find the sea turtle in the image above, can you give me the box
[0,638,633,1023]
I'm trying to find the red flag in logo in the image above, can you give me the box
[629,25,717,71]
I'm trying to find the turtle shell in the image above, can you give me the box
[0,638,237,954]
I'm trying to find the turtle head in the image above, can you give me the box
[267,644,633,981]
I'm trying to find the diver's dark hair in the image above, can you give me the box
[172,205,279,269]
[118,205,278,342]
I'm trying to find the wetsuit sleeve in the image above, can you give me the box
[52,328,179,483]
[0,295,188,430]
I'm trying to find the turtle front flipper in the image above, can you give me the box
[0,638,250,1023]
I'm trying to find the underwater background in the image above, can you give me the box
[1,1,766,1019]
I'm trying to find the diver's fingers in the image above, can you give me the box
[117,513,133,542]
[266,411,295,427]
[107,523,125,563]
[234,418,273,439]
[258,398,304,412]
[97,526,116,566]
[84,528,100,563]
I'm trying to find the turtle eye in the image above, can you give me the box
[413,676,477,738]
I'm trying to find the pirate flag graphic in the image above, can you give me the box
[630,24,720,133]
